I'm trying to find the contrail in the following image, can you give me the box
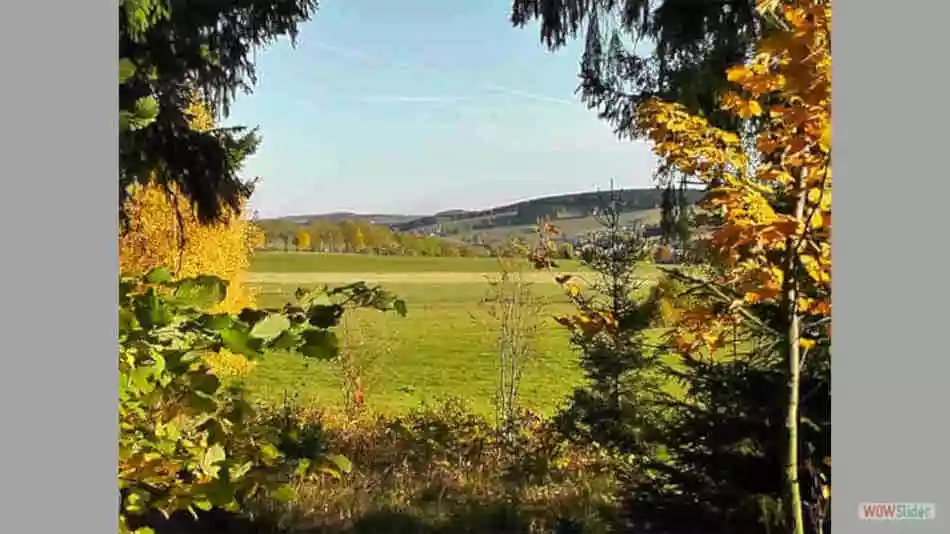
[309,41,578,107]
[480,84,574,106]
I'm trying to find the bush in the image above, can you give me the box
[242,397,622,534]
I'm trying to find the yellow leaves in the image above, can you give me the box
[743,266,783,304]
[248,225,266,250]
[726,95,763,119]
[120,94,260,314]
[540,222,562,235]
[719,91,741,111]
[819,123,831,153]
[783,7,808,30]
[295,229,312,251]
[745,74,787,96]
[184,94,215,133]
[204,349,257,378]
[119,179,258,314]
[807,210,827,231]
[553,310,616,338]
[719,131,741,145]
[657,298,684,327]
[635,0,832,362]
[701,331,725,351]
[768,105,789,119]
[801,253,831,285]
[797,296,829,317]
[759,217,803,243]
[799,338,816,350]
[726,66,754,84]
[755,134,784,156]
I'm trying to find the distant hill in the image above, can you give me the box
[258,187,706,243]
[391,188,705,235]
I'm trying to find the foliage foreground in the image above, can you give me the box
[129,398,623,534]
[118,268,406,534]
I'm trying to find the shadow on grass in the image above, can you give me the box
[148,502,591,534]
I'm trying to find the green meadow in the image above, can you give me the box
[242,252,670,416]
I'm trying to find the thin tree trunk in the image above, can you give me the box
[783,181,808,534]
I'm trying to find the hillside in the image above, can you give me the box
[256,187,706,248]
[391,188,705,236]
[263,188,702,231]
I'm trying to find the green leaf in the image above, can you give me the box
[269,330,299,351]
[192,499,214,512]
[200,314,234,332]
[294,459,312,477]
[119,58,137,83]
[229,461,254,480]
[121,96,161,132]
[220,325,262,359]
[134,95,159,120]
[171,276,227,309]
[133,289,171,329]
[259,443,280,460]
[124,489,150,514]
[207,479,239,507]
[270,484,297,503]
[250,314,291,342]
[165,350,207,373]
[119,110,135,132]
[119,308,139,332]
[183,392,218,414]
[189,372,221,395]
[144,267,173,284]
[200,444,227,478]
[299,330,340,360]
[325,454,353,474]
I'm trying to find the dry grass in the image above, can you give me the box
[247,399,622,534]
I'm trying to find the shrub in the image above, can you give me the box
[118,270,406,534]
[244,397,622,534]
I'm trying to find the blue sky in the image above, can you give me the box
[226,0,659,218]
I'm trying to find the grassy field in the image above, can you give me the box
[243,252,669,416]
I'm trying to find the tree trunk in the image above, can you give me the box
[783,183,808,534]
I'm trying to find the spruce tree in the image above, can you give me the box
[509,0,766,139]
[555,185,668,455]
[119,0,319,223]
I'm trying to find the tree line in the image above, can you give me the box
[256,218,494,257]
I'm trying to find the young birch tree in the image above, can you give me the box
[633,2,831,532]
